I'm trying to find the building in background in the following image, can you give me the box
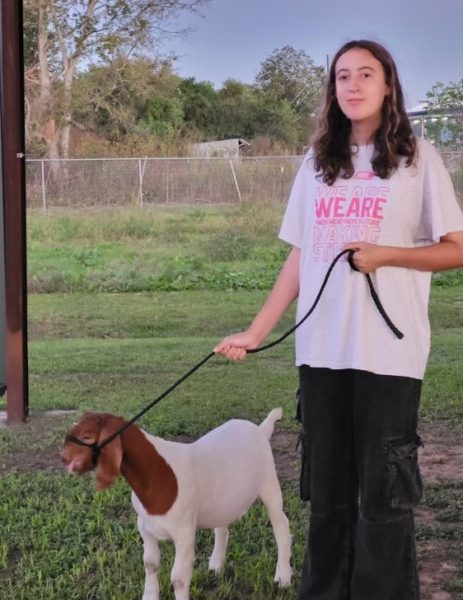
[407,102,463,148]
[191,138,250,158]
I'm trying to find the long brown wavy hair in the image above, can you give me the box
[311,40,416,185]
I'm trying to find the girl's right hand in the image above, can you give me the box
[213,329,261,361]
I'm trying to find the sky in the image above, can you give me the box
[166,0,463,109]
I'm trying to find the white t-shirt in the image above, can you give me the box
[279,138,463,380]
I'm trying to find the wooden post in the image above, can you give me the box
[1,0,29,423]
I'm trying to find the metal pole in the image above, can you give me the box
[229,159,242,203]
[138,157,148,208]
[41,159,46,210]
[138,158,143,207]
[1,0,29,422]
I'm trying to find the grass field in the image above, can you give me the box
[0,205,462,599]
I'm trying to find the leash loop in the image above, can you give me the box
[66,249,403,461]
[347,249,360,272]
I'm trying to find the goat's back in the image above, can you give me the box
[192,419,276,527]
[143,418,277,529]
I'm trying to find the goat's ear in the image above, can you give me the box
[95,417,123,491]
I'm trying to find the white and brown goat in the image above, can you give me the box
[61,409,292,600]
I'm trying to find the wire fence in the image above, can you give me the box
[25,152,463,210]
[25,156,303,209]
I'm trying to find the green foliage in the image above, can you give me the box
[179,77,219,137]
[25,1,326,158]
[23,0,39,69]
[215,79,260,140]
[73,57,183,142]
[253,95,301,148]
[141,96,184,138]
[24,0,208,158]
[255,46,325,118]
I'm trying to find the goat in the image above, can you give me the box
[61,409,292,600]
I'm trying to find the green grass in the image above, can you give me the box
[21,282,463,426]
[27,205,289,293]
[0,473,307,600]
[0,205,461,598]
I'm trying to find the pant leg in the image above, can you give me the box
[298,366,358,600]
[351,370,422,600]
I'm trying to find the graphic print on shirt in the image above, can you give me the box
[313,172,391,262]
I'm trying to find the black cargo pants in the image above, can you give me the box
[297,366,423,600]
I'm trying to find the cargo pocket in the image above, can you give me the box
[295,389,311,502]
[384,432,424,510]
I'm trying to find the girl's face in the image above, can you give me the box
[335,48,390,132]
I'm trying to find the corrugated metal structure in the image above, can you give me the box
[191,138,251,158]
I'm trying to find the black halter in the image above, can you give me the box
[65,434,101,466]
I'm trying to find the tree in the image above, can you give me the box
[73,56,180,140]
[253,94,300,149]
[255,46,325,118]
[23,1,39,69]
[178,77,219,138]
[24,0,207,158]
[215,79,258,140]
[426,80,463,148]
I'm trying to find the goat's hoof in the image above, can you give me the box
[208,557,224,574]
[274,565,292,587]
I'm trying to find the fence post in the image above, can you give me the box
[41,160,46,211]
[229,159,242,203]
[138,158,143,208]
[187,158,193,203]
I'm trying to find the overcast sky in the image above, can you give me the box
[167,0,463,109]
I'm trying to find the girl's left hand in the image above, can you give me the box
[343,242,390,273]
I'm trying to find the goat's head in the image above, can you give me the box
[61,412,124,491]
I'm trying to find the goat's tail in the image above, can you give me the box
[259,407,283,440]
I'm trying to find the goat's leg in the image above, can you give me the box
[259,472,292,587]
[171,530,196,600]
[208,526,229,573]
[138,520,161,600]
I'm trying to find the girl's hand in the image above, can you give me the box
[343,241,390,273]
[213,330,261,361]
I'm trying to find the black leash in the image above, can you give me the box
[65,249,403,461]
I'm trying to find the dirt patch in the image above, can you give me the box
[418,541,461,600]
[270,421,463,485]
[0,411,74,473]
[418,422,463,484]
[271,429,301,483]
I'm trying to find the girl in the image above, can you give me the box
[214,40,463,599]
